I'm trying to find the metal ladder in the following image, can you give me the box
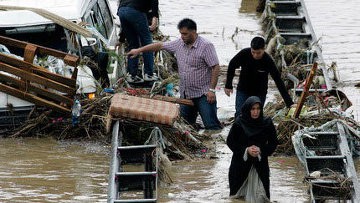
[301,122,360,202]
[108,121,159,203]
[266,0,333,90]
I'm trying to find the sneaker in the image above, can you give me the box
[126,75,144,83]
[144,73,158,81]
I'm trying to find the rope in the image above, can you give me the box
[145,127,166,150]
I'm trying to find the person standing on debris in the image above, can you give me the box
[227,96,278,202]
[224,36,294,118]
[117,0,159,83]
[127,18,222,130]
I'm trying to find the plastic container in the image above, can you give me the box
[71,99,81,126]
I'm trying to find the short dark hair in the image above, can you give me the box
[177,18,197,31]
[250,36,265,50]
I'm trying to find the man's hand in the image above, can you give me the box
[224,88,233,97]
[127,49,141,59]
[149,17,158,32]
[206,91,216,104]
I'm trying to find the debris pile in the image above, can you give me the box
[5,28,212,166]
[265,91,358,155]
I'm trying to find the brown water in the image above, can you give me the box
[0,137,109,202]
[158,141,309,203]
[304,0,360,121]
[1,0,360,202]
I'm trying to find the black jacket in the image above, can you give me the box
[225,48,293,107]
[119,0,159,18]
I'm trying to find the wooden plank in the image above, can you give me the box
[0,53,76,87]
[0,62,75,94]
[0,72,73,106]
[0,35,27,49]
[294,62,318,118]
[33,69,76,90]
[0,53,33,70]
[150,95,194,106]
[64,54,79,68]
[0,83,70,113]
[23,44,37,63]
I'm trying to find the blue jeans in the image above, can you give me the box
[180,95,222,130]
[117,7,154,76]
[235,90,266,118]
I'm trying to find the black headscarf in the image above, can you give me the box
[235,96,272,137]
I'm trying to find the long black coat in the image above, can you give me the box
[226,97,278,198]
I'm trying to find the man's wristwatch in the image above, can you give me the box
[209,88,216,93]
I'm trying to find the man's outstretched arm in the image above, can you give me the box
[127,42,163,58]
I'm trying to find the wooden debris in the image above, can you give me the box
[0,36,78,113]
[294,62,318,118]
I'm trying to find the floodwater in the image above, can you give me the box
[304,0,360,121]
[0,138,109,202]
[0,0,360,202]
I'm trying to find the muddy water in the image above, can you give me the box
[158,139,309,203]
[1,0,360,202]
[303,0,360,121]
[0,137,109,202]
[156,91,309,203]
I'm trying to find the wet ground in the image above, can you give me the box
[0,0,360,202]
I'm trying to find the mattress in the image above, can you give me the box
[109,93,179,126]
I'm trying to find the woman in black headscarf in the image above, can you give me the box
[227,96,278,202]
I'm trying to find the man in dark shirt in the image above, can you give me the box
[224,36,294,118]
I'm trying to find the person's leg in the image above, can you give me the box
[180,103,198,126]
[196,95,222,130]
[235,90,249,118]
[118,7,140,77]
[97,51,110,88]
[133,11,154,76]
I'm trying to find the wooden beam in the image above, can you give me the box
[294,62,318,118]
[0,83,70,113]
[33,69,76,92]
[0,72,73,106]
[151,95,194,106]
[64,54,80,68]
